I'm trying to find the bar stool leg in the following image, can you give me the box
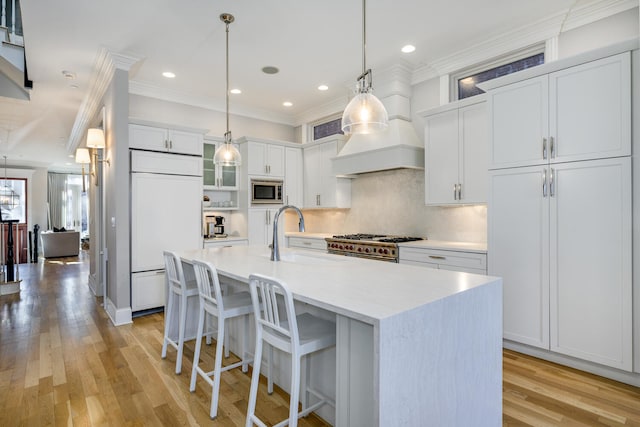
[161,289,174,359]
[242,315,249,372]
[267,344,274,394]
[190,307,206,392]
[176,292,188,374]
[300,356,310,411]
[289,354,301,427]
[210,317,226,419]
[245,329,263,427]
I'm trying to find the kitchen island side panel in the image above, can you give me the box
[377,279,502,426]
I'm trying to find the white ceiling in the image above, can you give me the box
[0,0,633,171]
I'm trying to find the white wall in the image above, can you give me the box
[559,8,639,59]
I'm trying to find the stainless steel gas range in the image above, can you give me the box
[325,234,424,262]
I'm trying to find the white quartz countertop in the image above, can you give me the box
[180,245,499,325]
[398,239,487,253]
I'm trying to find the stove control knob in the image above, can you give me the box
[357,247,362,252]
[339,245,344,250]
[365,248,370,253]
[384,249,389,254]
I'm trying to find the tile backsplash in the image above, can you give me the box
[286,168,487,243]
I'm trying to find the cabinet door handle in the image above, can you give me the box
[155,270,165,275]
[550,136,555,159]
[286,195,289,205]
[542,169,547,197]
[428,255,446,260]
[453,184,458,200]
[457,183,462,200]
[303,242,312,246]
[542,137,547,160]
[550,168,555,197]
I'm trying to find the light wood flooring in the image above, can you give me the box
[0,252,639,426]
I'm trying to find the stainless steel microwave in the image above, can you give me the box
[251,179,283,205]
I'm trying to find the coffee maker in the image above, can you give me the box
[213,216,225,236]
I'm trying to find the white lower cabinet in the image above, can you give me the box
[247,208,278,246]
[131,270,166,312]
[399,247,487,274]
[203,239,248,249]
[489,157,632,371]
[286,236,327,252]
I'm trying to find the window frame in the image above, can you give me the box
[450,44,545,101]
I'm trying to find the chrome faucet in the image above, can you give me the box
[271,205,305,261]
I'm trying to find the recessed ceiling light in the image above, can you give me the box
[68,154,74,158]
[262,66,279,75]
[62,70,76,79]
[230,88,242,94]
[283,101,293,107]
[401,45,416,53]
[318,85,329,91]
[162,71,176,78]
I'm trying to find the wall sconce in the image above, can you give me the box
[74,147,91,193]
[86,128,109,186]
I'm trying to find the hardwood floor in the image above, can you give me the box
[0,252,639,426]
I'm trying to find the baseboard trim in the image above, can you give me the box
[87,273,103,297]
[105,297,132,326]
[503,340,640,387]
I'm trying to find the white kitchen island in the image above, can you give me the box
[179,245,502,426]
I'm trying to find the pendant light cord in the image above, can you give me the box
[362,0,366,75]
[225,19,231,142]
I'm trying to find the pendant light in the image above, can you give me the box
[213,13,242,166]
[0,155,19,210]
[341,0,388,135]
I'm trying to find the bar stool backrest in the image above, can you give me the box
[192,259,225,314]
[249,273,300,355]
[164,251,186,294]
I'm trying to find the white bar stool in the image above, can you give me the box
[189,259,255,420]
[161,250,200,374]
[246,273,336,427]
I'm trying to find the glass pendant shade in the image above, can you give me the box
[341,90,389,134]
[213,140,242,167]
[0,185,19,209]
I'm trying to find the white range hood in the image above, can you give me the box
[332,118,424,176]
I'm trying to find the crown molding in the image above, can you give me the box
[410,0,638,85]
[128,80,296,126]
[562,0,639,32]
[66,47,143,153]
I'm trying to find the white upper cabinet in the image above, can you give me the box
[303,137,351,209]
[488,52,631,169]
[129,123,204,156]
[424,100,488,205]
[246,141,285,177]
[284,147,303,206]
[203,139,238,190]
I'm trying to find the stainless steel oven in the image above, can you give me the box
[251,179,283,205]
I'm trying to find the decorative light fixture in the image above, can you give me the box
[213,13,242,167]
[0,156,19,210]
[341,0,388,134]
[86,128,105,149]
[75,148,91,193]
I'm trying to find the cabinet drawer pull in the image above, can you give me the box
[303,242,312,246]
[155,270,165,275]
[428,255,446,260]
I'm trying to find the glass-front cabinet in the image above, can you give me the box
[203,138,238,190]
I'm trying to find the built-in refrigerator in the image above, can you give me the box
[130,150,202,313]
